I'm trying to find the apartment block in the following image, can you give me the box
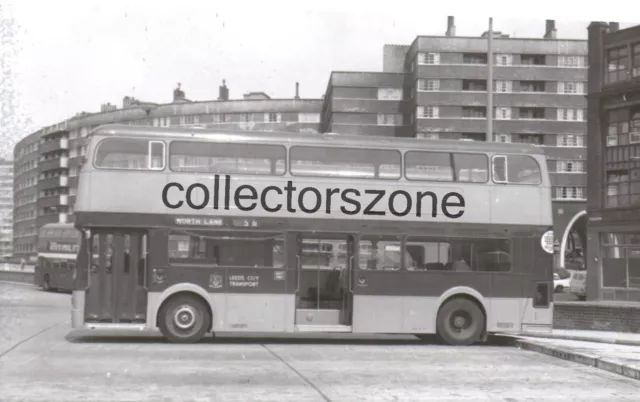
[321,17,588,268]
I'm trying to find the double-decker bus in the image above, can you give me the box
[35,223,80,291]
[70,124,554,345]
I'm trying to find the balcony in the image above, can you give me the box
[37,176,69,191]
[37,194,69,209]
[38,157,69,173]
[39,138,69,154]
[37,214,60,227]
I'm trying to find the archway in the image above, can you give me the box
[559,210,587,269]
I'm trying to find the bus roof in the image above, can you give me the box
[89,124,546,155]
[40,223,76,230]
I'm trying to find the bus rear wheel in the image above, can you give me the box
[158,294,211,344]
[436,298,485,346]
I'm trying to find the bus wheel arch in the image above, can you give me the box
[157,290,213,343]
[435,290,487,346]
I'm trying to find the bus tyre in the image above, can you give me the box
[436,298,485,346]
[43,274,51,291]
[159,295,211,344]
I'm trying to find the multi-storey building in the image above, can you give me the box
[0,158,13,258]
[321,17,588,269]
[13,82,322,262]
[585,22,640,301]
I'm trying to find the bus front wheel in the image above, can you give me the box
[436,298,485,346]
[158,294,211,344]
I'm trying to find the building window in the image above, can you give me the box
[494,134,511,143]
[607,108,631,146]
[417,79,439,91]
[631,108,640,144]
[462,80,487,91]
[558,56,586,68]
[181,115,197,125]
[559,82,585,94]
[495,54,512,66]
[418,52,440,65]
[557,160,585,173]
[519,108,545,120]
[461,133,485,142]
[521,54,546,66]
[495,80,512,93]
[299,113,320,123]
[211,114,220,123]
[495,107,511,120]
[265,113,282,123]
[633,43,640,77]
[606,46,629,84]
[600,233,640,290]
[378,88,403,100]
[463,53,487,65]
[557,108,585,121]
[377,114,402,126]
[417,133,440,140]
[606,169,640,207]
[555,186,585,200]
[520,81,545,93]
[557,134,585,147]
[462,107,486,119]
[417,106,439,119]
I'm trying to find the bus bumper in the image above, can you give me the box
[71,290,85,329]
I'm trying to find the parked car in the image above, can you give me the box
[553,272,572,293]
[569,271,587,300]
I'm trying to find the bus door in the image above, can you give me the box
[84,230,148,324]
[292,232,355,330]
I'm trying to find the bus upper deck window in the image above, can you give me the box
[149,141,165,170]
[492,155,507,183]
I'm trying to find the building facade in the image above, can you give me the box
[0,158,13,258]
[321,17,588,269]
[585,22,640,301]
[13,83,322,262]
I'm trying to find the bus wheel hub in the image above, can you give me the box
[174,306,196,329]
[452,313,470,330]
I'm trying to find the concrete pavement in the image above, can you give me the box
[510,329,640,382]
[518,329,640,346]
[1,283,640,401]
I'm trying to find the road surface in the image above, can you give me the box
[1,282,638,401]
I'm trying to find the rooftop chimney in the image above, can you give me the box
[218,79,229,101]
[100,102,117,113]
[295,82,300,99]
[544,19,556,39]
[173,83,186,102]
[446,16,456,37]
[609,22,620,32]
[122,96,139,108]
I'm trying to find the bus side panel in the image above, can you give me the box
[223,293,295,332]
[520,231,554,332]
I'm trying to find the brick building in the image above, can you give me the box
[321,17,589,269]
[13,82,322,262]
[585,22,640,301]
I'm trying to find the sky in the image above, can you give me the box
[1,0,639,158]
